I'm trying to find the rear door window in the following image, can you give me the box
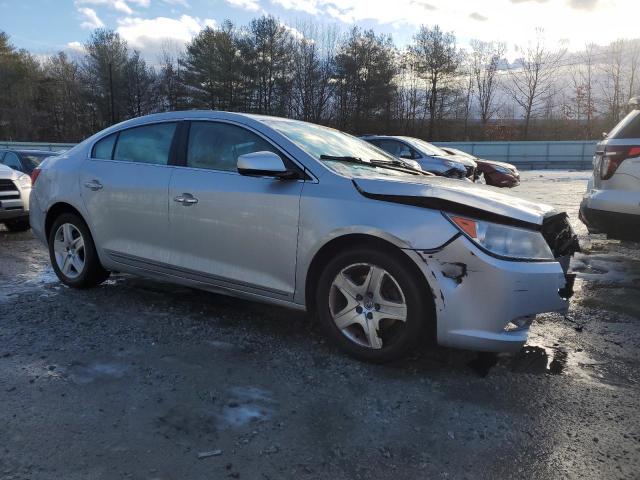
[113,123,177,165]
[608,110,640,139]
[186,122,279,172]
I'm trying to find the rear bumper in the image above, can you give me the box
[580,198,640,239]
[406,236,572,353]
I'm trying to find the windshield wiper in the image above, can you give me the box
[369,158,426,175]
[319,154,370,164]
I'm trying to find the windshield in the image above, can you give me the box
[264,119,414,177]
[400,137,449,156]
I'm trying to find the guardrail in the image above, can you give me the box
[0,141,75,152]
[1,140,597,170]
[433,140,597,170]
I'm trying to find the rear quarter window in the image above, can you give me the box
[112,123,177,165]
[92,134,117,159]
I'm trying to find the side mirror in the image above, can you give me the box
[602,132,608,138]
[237,151,298,179]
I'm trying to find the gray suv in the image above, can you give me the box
[30,112,578,362]
[0,163,31,231]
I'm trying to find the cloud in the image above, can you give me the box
[226,0,261,11]
[67,41,86,53]
[161,0,189,5]
[116,14,216,57]
[75,0,150,15]
[566,0,598,9]
[78,7,105,29]
[271,0,319,15]
[469,12,488,21]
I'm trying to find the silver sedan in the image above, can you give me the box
[30,112,579,362]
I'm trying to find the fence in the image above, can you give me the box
[434,140,597,170]
[1,140,598,170]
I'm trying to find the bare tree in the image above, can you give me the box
[470,40,505,136]
[410,25,459,139]
[505,30,566,139]
[600,39,626,124]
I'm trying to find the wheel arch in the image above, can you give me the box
[304,233,437,336]
[44,202,89,240]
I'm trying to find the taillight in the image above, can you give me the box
[31,168,41,185]
[600,145,640,180]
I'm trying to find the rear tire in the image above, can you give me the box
[316,247,432,363]
[48,212,109,288]
[4,217,30,232]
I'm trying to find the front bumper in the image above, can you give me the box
[0,186,29,221]
[485,171,520,188]
[406,235,572,352]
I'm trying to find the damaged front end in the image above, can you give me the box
[406,211,580,353]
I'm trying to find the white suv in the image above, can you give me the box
[580,98,640,239]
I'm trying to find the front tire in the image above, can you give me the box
[4,217,30,232]
[48,213,109,288]
[316,247,432,363]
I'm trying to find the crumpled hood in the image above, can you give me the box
[353,174,557,226]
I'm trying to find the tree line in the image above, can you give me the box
[1,16,639,143]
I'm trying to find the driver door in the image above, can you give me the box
[168,121,304,300]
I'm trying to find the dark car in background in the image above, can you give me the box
[361,135,476,180]
[0,149,59,175]
[440,147,520,188]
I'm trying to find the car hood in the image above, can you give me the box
[353,174,556,226]
[440,154,476,168]
[0,164,21,180]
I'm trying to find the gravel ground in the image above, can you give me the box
[1,170,639,480]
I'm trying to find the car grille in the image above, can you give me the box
[0,179,18,192]
[541,213,580,258]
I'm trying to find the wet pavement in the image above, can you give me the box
[1,170,639,479]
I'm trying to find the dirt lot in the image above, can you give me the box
[1,171,639,480]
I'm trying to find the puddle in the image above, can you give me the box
[218,386,275,428]
[467,346,568,377]
[0,268,60,303]
[509,346,567,375]
[63,361,128,384]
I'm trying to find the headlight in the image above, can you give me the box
[493,165,512,174]
[16,174,32,188]
[447,214,554,260]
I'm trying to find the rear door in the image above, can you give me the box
[80,122,178,266]
[167,120,304,300]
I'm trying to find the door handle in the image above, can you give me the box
[174,193,198,205]
[84,179,103,191]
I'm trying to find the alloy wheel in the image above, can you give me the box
[53,223,86,279]
[329,263,408,349]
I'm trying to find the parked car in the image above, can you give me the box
[580,97,640,240]
[361,135,476,180]
[0,163,31,231]
[30,112,578,362]
[0,149,58,175]
[440,147,520,188]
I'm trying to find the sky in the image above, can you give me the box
[0,0,636,61]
